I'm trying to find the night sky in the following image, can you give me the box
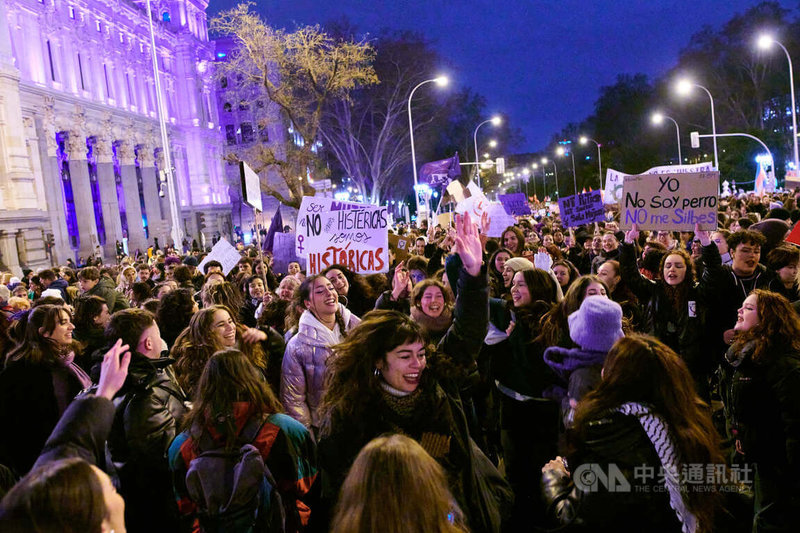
[208,0,797,153]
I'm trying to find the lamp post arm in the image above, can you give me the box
[777,41,799,173]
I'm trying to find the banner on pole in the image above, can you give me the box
[604,162,715,205]
[419,153,460,186]
[558,191,605,227]
[295,196,389,275]
[498,193,532,215]
[620,171,719,231]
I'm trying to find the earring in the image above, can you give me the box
[373,367,381,377]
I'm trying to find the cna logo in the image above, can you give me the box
[573,463,632,493]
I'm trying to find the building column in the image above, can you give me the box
[139,146,166,247]
[94,136,123,259]
[65,129,100,260]
[117,140,148,254]
[36,104,72,264]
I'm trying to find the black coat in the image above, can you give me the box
[0,361,85,477]
[542,411,683,532]
[108,352,188,533]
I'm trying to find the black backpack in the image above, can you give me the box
[185,415,286,533]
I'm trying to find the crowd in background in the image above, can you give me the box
[0,189,798,533]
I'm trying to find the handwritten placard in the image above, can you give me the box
[498,193,532,215]
[620,171,719,231]
[485,202,517,237]
[605,162,715,205]
[197,238,242,276]
[295,196,389,275]
[558,191,605,227]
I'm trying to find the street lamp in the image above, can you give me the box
[473,115,502,187]
[488,139,498,148]
[676,78,718,170]
[757,35,799,174]
[408,75,449,220]
[531,163,538,199]
[579,136,603,191]
[556,146,578,196]
[541,157,557,198]
[145,0,182,246]
[651,112,682,164]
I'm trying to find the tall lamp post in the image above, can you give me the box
[676,79,718,170]
[758,35,799,174]
[408,76,448,221]
[531,163,539,199]
[556,146,577,196]
[579,136,602,190]
[651,112,682,164]
[145,0,182,247]
[473,116,502,188]
[541,157,557,198]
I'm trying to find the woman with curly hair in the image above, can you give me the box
[200,280,244,311]
[171,304,284,397]
[721,289,800,532]
[156,288,198,350]
[542,334,725,532]
[318,213,510,532]
[321,264,376,318]
[280,275,360,434]
[621,224,711,398]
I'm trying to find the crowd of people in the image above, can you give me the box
[0,189,798,533]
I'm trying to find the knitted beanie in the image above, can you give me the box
[568,296,624,352]
[503,257,534,274]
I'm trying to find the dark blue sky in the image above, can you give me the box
[208,0,796,152]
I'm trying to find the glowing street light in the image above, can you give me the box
[757,34,799,174]
[579,136,603,190]
[675,78,718,169]
[488,139,498,148]
[473,115,502,187]
[650,112,682,164]
[556,146,577,196]
[408,75,449,220]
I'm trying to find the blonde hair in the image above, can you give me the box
[330,435,466,533]
[8,296,31,311]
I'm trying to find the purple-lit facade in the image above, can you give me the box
[0,0,234,271]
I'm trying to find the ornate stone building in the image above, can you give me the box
[0,0,232,273]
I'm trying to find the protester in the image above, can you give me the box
[322,264,376,317]
[72,295,111,371]
[542,335,725,532]
[330,435,467,533]
[155,288,198,350]
[281,275,360,434]
[78,267,129,313]
[721,289,800,532]
[168,349,317,533]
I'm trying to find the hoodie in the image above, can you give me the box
[280,303,360,430]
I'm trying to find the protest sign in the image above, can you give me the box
[272,232,304,274]
[604,162,715,205]
[558,191,605,227]
[197,238,242,276]
[620,171,719,231]
[388,234,415,261]
[437,212,454,228]
[498,193,532,215]
[295,196,389,275]
[485,202,517,237]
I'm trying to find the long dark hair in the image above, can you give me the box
[294,275,348,336]
[572,334,723,530]
[730,289,800,364]
[183,349,283,450]
[156,288,196,349]
[321,264,375,315]
[5,305,71,367]
[318,310,426,438]
[0,457,107,533]
[538,275,609,347]
[512,269,559,337]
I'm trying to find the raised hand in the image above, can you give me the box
[694,223,711,246]
[392,261,411,300]
[452,212,482,277]
[96,339,131,400]
[534,249,553,271]
[624,223,640,244]
[480,210,491,235]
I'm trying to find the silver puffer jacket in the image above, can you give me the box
[280,304,360,431]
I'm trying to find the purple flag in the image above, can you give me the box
[262,205,283,252]
[419,152,461,187]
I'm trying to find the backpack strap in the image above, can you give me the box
[237,413,269,446]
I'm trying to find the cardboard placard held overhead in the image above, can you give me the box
[388,234,415,261]
[604,162,715,205]
[437,212,454,228]
[620,171,719,231]
[295,196,389,275]
[558,191,605,227]
[239,161,263,212]
[485,202,517,237]
[197,238,242,276]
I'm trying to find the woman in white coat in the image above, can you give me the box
[281,274,360,436]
